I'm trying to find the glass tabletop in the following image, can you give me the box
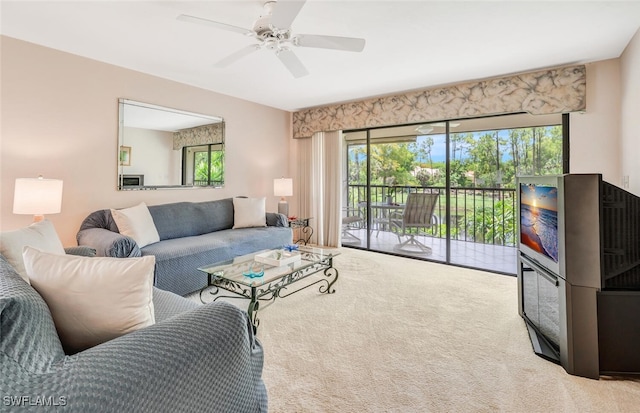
[198,246,340,287]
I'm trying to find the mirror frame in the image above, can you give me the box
[117,99,225,190]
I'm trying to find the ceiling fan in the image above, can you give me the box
[177,0,366,78]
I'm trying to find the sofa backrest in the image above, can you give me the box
[0,254,65,373]
[148,198,235,240]
[79,198,237,242]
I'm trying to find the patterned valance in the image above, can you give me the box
[173,123,224,150]
[292,64,586,139]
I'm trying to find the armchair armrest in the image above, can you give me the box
[1,302,267,413]
[266,212,288,227]
[76,228,141,258]
[389,210,404,219]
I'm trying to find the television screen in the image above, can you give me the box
[520,183,559,263]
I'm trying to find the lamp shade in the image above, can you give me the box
[13,177,63,215]
[273,178,293,197]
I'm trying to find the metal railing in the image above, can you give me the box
[193,180,224,186]
[346,184,517,246]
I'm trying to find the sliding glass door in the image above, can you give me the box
[446,115,564,273]
[343,124,448,263]
[342,113,566,275]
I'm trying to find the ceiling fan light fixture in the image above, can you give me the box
[415,126,434,135]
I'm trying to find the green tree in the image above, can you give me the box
[450,132,471,162]
[370,143,416,188]
[194,149,224,185]
[467,131,505,187]
[413,136,435,169]
[505,126,563,181]
[347,144,367,184]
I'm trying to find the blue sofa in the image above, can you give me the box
[0,253,268,412]
[77,198,292,296]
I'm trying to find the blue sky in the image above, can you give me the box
[415,132,515,163]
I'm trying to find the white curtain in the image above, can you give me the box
[297,131,342,247]
[295,137,313,223]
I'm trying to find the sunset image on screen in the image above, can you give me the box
[520,183,559,263]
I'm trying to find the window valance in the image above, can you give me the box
[173,123,224,150]
[292,64,585,139]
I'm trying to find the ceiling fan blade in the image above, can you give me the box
[296,34,365,52]
[270,0,307,29]
[276,49,309,78]
[177,14,253,36]
[214,45,260,68]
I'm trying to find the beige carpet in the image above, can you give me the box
[200,248,640,412]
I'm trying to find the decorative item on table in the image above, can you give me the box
[283,244,299,252]
[255,249,301,266]
[274,177,293,217]
[242,262,264,278]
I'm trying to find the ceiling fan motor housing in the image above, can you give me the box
[253,1,278,38]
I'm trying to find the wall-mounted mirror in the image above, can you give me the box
[118,99,224,190]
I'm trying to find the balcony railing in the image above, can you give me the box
[346,184,517,247]
[193,180,224,186]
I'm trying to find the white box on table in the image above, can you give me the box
[254,250,301,266]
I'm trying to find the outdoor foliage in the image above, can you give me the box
[195,150,224,184]
[346,123,561,245]
[461,199,516,246]
[348,125,563,191]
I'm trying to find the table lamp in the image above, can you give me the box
[13,176,64,222]
[273,178,293,217]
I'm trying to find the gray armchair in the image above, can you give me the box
[390,192,439,254]
[0,254,267,412]
[342,202,366,243]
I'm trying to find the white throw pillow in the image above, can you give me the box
[233,197,267,229]
[22,246,156,353]
[111,202,160,248]
[0,220,66,283]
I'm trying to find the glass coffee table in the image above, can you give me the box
[198,246,340,331]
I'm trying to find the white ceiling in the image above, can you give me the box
[122,99,223,131]
[2,1,640,112]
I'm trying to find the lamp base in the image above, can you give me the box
[278,201,289,217]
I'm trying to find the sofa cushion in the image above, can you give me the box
[111,202,160,248]
[148,199,235,241]
[233,197,267,229]
[142,226,293,296]
[0,220,66,283]
[23,247,156,354]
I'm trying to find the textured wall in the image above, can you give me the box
[569,60,622,186]
[1,36,291,246]
[293,65,586,138]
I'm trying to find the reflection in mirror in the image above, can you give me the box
[118,99,224,190]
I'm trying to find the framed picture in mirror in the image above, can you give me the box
[119,146,131,166]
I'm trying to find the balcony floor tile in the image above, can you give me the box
[342,228,517,274]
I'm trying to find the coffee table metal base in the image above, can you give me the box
[200,256,338,330]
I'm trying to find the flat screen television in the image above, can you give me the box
[517,175,562,276]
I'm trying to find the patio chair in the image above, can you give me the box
[389,193,439,254]
[342,202,365,242]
